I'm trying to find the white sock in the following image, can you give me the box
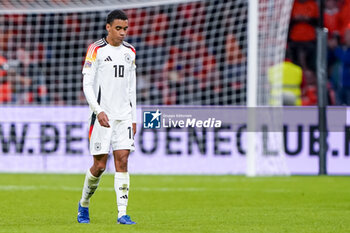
[80,169,101,207]
[114,172,130,218]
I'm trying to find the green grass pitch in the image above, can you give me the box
[0,174,349,233]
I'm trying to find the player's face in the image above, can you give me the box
[106,19,128,46]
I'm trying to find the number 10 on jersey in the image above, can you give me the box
[114,65,124,78]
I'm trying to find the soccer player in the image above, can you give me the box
[77,10,137,225]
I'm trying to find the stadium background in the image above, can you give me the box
[0,1,350,233]
[0,0,350,175]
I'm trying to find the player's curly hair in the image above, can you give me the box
[106,10,128,24]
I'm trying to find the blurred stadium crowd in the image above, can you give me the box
[0,0,349,106]
[289,0,350,105]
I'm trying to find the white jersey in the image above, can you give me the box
[82,38,137,122]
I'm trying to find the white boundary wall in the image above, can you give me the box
[0,106,349,175]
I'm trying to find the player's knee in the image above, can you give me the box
[91,163,105,177]
[94,162,106,174]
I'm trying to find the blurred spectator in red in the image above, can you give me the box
[290,0,319,43]
[183,29,217,90]
[339,0,350,41]
[289,0,319,71]
[0,55,11,104]
[187,31,217,105]
[162,28,217,105]
[324,0,341,37]
[301,69,318,105]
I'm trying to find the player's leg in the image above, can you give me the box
[80,154,108,207]
[111,119,136,224]
[113,150,130,217]
[78,116,112,223]
[113,149,136,224]
[113,149,130,217]
[77,154,108,223]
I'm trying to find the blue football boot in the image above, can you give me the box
[117,215,136,225]
[77,202,90,223]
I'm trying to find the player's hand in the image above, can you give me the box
[97,112,110,128]
[132,123,136,136]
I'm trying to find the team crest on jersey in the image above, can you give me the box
[84,61,92,68]
[95,142,101,151]
[124,53,132,63]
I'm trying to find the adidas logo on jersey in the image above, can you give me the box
[104,56,112,61]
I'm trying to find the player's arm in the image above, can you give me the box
[129,59,137,135]
[82,45,110,127]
